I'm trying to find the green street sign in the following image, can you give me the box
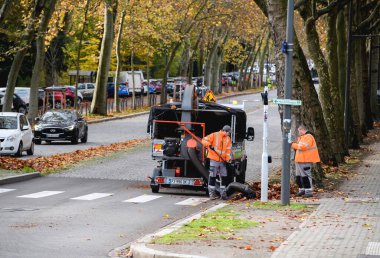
[272,99,302,106]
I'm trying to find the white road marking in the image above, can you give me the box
[71,193,113,201]
[123,194,162,203]
[175,197,209,206]
[366,242,380,255]
[0,188,15,193]
[17,191,64,198]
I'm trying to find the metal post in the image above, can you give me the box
[261,86,269,202]
[281,0,294,205]
[344,0,353,147]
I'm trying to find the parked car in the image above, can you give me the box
[107,82,130,98]
[142,81,156,95]
[33,109,88,144]
[0,91,28,114]
[78,83,95,100]
[45,86,83,108]
[0,112,34,156]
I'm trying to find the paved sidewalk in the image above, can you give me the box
[272,138,380,257]
[127,130,380,258]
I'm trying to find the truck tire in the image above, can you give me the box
[151,168,161,193]
[236,159,247,184]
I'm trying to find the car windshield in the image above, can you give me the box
[0,116,18,129]
[41,111,75,122]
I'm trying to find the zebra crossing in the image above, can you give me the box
[0,187,209,206]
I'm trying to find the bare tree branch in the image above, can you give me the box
[0,0,12,24]
[356,2,380,33]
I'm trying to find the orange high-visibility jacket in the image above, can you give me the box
[291,133,320,163]
[202,130,232,162]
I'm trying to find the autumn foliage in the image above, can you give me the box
[0,138,148,173]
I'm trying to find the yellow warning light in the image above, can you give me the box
[232,100,238,105]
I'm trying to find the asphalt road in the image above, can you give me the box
[0,90,284,257]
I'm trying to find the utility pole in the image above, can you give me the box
[261,86,271,202]
[281,0,295,205]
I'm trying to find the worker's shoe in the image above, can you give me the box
[209,190,218,200]
[220,191,228,200]
[295,190,305,197]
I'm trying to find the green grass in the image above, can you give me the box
[153,206,259,244]
[250,201,312,210]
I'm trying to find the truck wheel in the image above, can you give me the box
[236,159,247,184]
[151,168,161,193]
[151,184,160,193]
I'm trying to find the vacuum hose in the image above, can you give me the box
[187,147,209,180]
[226,182,256,199]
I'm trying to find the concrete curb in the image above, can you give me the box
[114,203,227,258]
[0,172,41,185]
[87,111,150,124]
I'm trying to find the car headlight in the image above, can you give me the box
[6,134,18,142]
[64,124,75,131]
[34,124,42,131]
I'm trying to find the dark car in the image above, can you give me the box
[0,92,28,114]
[33,110,88,144]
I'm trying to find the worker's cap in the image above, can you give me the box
[222,125,231,132]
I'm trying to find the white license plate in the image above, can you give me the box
[165,177,194,185]
[46,134,59,137]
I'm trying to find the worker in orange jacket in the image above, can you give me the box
[202,125,232,200]
[291,125,320,198]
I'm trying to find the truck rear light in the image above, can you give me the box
[193,179,203,186]
[175,167,181,176]
[155,177,165,184]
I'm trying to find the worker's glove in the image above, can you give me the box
[209,145,215,150]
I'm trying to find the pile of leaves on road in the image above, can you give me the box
[0,138,149,174]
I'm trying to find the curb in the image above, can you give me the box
[87,111,150,124]
[0,172,41,185]
[112,203,227,258]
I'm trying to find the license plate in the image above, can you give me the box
[46,134,59,137]
[165,177,194,185]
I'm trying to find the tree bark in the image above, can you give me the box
[114,10,126,113]
[91,0,117,115]
[29,0,59,123]
[0,0,12,24]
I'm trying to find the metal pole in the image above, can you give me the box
[261,86,269,202]
[344,0,353,147]
[281,0,294,205]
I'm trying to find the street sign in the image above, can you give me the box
[203,90,216,102]
[272,99,302,106]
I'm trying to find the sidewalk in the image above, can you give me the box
[127,128,380,258]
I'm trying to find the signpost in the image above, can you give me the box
[272,99,302,106]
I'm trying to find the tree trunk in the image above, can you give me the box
[29,0,59,123]
[114,10,126,113]
[298,4,345,163]
[91,0,117,115]
[74,0,91,110]
[0,0,12,24]
[2,0,45,112]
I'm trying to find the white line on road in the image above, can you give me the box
[17,191,64,198]
[123,194,162,203]
[0,188,15,193]
[71,193,113,201]
[175,198,209,206]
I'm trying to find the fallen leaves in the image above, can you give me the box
[0,138,149,174]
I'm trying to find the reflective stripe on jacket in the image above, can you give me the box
[201,130,231,162]
[291,133,320,163]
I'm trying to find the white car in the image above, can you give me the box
[0,112,34,156]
